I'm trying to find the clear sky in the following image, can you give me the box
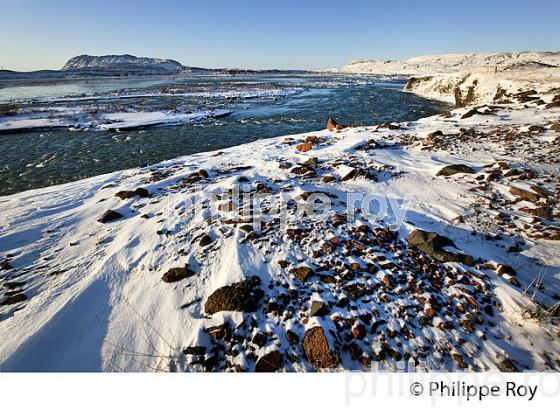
[1,0,559,71]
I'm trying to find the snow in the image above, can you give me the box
[0,109,231,132]
[336,52,560,76]
[1,84,559,371]
[62,54,185,72]
[99,109,231,130]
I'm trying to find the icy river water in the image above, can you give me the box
[0,74,449,196]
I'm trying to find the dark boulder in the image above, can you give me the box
[286,330,300,345]
[310,300,330,317]
[436,164,476,177]
[199,234,213,247]
[255,350,283,372]
[204,276,264,314]
[97,210,124,223]
[407,229,473,265]
[183,346,206,356]
[1,293,27,305]
[161,266,196,283]
[290,266,314,282]
[115,187,150,200]
[0,259,12,271]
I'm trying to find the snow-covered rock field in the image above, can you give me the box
[1,60,559,372]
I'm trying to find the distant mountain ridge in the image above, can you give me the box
[0,54,310,80]
[61,54,186,73]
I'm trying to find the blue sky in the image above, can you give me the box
[1,0,559,71]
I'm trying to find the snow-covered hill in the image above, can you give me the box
[337,52,560,76]
[62,54,186,73]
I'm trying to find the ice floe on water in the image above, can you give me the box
[0,108,232,132]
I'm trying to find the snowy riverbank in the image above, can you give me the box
[1,63,559,372]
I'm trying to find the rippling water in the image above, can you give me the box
[0,74,449,196]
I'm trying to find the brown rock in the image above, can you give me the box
[97,210,124,223]
[436,164,476,177]
[296,142,313,152]
[204,276,264,314]
[115,187,150,200]
[407,229,472,264]
[519,206,552,219]
[161,266,196,283]
[303,326,337,368]
[290,266,314,282]
[510,187,540,203]
[453,353,468,369]
[497,358,518,372]
[255,351,283,372]
[352,322,366,339]
[205,323,231,341]
[326,117,346,131]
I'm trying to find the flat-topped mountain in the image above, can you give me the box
[61,54,186,73]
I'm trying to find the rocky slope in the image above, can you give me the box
[1,84,559,372]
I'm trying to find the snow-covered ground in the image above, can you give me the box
[336,52,560,76]
[1,56,559,372]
